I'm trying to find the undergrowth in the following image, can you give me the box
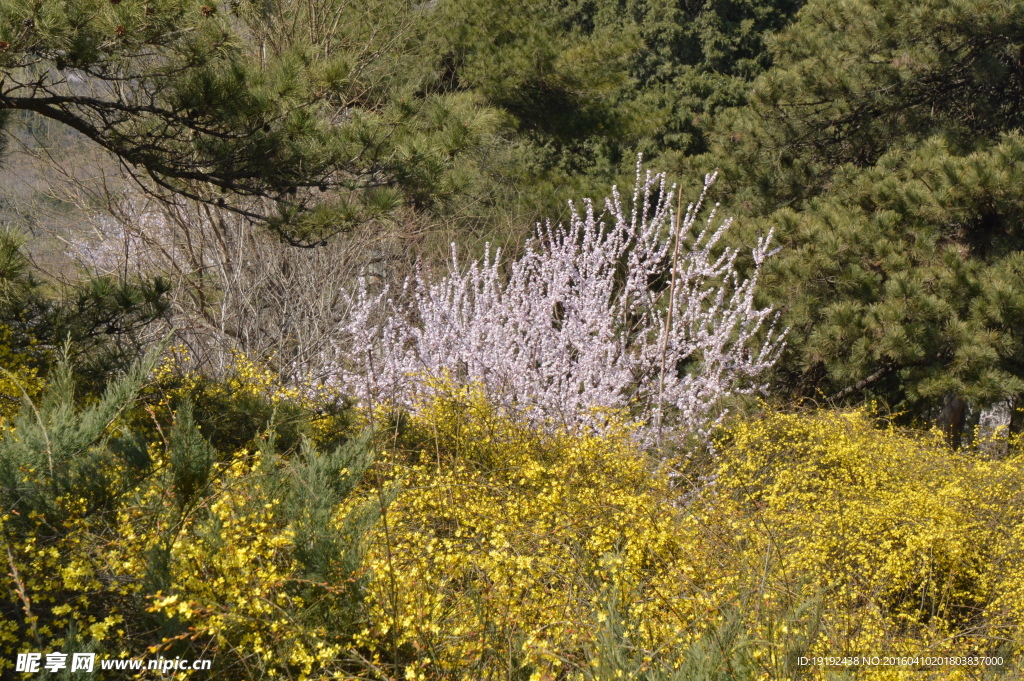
[3,359,1022,680]
[355,387,1023,680]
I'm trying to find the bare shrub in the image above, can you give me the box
[71,192,417,382]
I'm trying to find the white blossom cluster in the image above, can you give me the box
[336,161,786,445]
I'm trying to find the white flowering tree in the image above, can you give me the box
[335,161,786,445]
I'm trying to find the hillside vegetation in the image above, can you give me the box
[1,0,1022,678]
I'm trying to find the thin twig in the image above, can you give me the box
[4,532,42,648]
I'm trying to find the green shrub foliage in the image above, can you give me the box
[698,0,1024,425]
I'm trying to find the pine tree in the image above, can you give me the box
[0,0,503,244]
[0,229,169,394]
[418,0,805,222]
[699,0,1024,437]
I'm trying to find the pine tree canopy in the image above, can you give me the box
[409,0,805,218]
[700,0,1024,421]
[1,0,814,239]
[0,0,502,244]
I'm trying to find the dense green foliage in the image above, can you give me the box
[0,231,168,394]
[1,0,808,238]
[419,0,805,221]
[698,0,1024,428]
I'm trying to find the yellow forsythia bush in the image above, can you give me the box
[714,409,1024,665]
[0,323,46,422]
[1,448,359,679]
[358,385,700,680]
[145,346,353,453]
[358,393,1024,681]
[0,476,138,655]
[116,440,357,677]
[6,349,1022,680]
[1,351,373,680]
